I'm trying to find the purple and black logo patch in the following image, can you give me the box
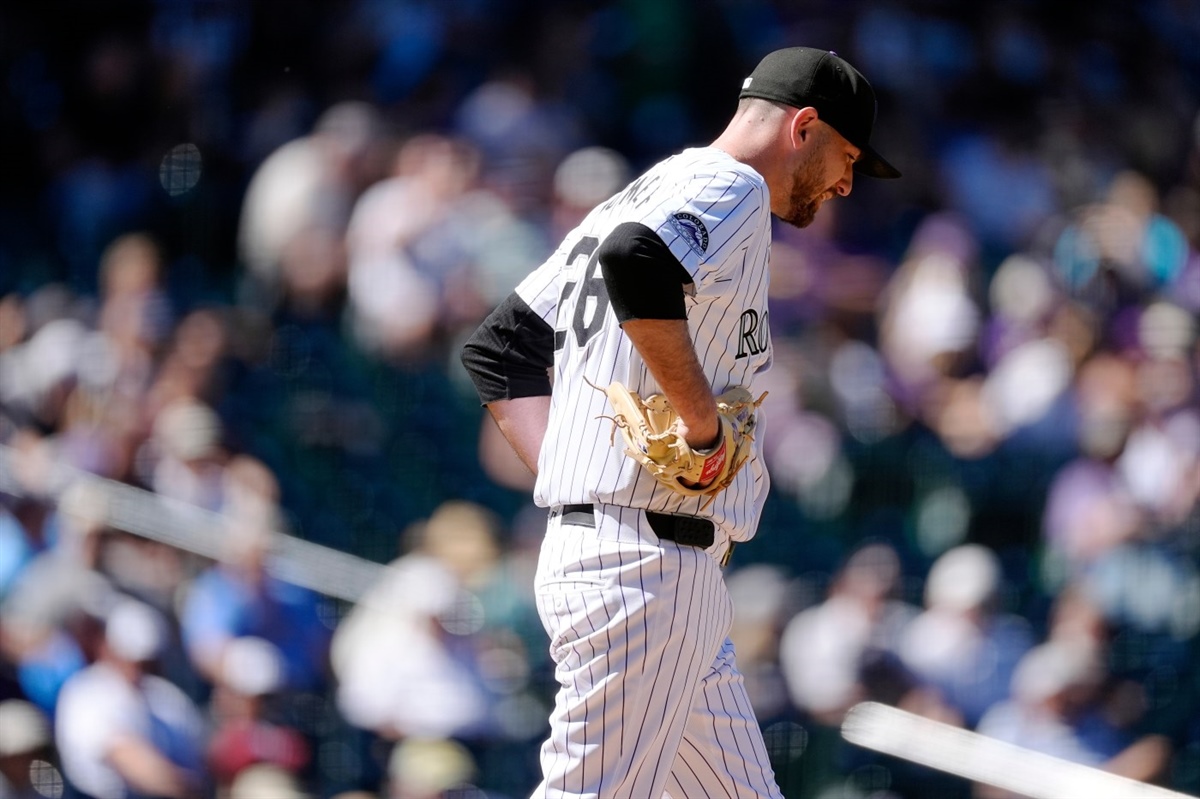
[671,212,709,253]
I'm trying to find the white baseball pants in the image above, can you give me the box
[531,503,783,799]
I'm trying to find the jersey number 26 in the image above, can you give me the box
[554,235,608,350]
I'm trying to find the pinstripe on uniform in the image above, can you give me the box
[534,505,780,798]
[522,146,783,799]
[518,147,773,542]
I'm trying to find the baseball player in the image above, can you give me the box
[462,47,899,799]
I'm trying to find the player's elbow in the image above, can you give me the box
[461,293,554,404]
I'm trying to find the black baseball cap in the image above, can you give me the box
[739,47,901,179]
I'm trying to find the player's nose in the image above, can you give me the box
[835,166,854,197]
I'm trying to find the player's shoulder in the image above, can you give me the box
[580,146,766,232]
[664,147,767,192]
[657,148,769,218]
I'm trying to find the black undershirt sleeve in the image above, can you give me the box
[598,222,693,323]
[460,292,554,405]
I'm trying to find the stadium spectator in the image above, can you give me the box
[330,549,493,742]
[1040,352,1144,575]
[778,542,918,725]
[383,737,486,799]
[898,544,1035,729]
[227,763,311,799]
[344,131,548,364]
[178,499,330,694]
[205,636,310,791]
[975,639,1172,795]
[0,699,54,799]
[237,101,387,312]
[55,598,208,799]
[0,477,116,717]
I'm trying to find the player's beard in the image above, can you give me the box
[779,148,829,229]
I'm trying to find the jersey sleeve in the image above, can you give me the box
[458,242,570,404]
[460,292,555,403]
[639,168,768,290]
[513,240,570,323]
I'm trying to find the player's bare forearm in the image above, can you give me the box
[620,318,719,448]
[485,395,550,475]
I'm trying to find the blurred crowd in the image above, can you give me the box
[2,0,1200,798]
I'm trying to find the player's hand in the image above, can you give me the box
[601,382,765,506]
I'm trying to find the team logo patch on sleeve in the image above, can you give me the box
[670,212,709,254]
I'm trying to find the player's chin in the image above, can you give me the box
[780,201,820,229]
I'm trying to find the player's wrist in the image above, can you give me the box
[696,436,728,483]
[682,416,721,452]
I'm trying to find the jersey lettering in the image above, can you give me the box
[599,172,662,215]
[735,308,769,358]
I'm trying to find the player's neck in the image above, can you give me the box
[713,101,790,176]
[711,129,783,195]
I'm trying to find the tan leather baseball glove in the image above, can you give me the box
[603,382,766,506]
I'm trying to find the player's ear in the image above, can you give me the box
[790,107,819,149]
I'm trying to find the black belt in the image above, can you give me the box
[559,503,716,549]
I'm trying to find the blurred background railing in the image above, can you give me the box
[0,444,385,603]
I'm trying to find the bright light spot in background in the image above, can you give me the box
[989,253,1055,324]
[494,693,549,740]
[1040,547,1071,593]
[553,146,631,208]
[762,721,808,762]
[1139,301,1195,358]
[848,763,893,795]
[31,759,63,799]
[982,338,1073,434]
[915,484,971,557]
[799,455,854,521]
[159,142,203,196]
[1171,574,1200,640]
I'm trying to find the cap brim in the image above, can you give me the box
[854,145,901,179]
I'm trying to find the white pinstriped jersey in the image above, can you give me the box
[516,146,774,542]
